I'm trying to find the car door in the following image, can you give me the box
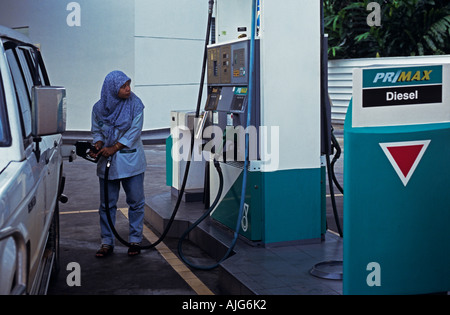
[4,40,48,287]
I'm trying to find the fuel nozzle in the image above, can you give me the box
[75,141,101,163]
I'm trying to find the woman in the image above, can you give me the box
[91,70,147,257]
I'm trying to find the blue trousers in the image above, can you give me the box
[99,173,145,247]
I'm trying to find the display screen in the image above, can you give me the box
[230,95,246,112]
[230,86,248,112]
[205,87,221,111]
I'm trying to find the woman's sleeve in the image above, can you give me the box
[91,111,104,144]
[117,111,144,148]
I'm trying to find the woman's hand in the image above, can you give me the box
[89,141,104,158]
[97,146,118,158]
[94,141,104,151]
[96,142,123,158]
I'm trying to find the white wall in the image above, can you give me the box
[0,0,135,131]
[134,0,209,130]
[0,0,210,131]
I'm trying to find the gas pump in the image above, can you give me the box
[200,0,325,246]
[204,38,263,242]
[344,64,450,294]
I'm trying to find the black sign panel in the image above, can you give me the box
[363,85,442,108]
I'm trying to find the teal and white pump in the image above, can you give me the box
[206,0,325,246]
[344,64,450,294]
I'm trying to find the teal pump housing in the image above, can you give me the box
[344,64,450,294]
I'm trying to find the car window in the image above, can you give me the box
[0,69,11,147]
[25,48,48,86]
[5,47,32,138]
[2,40,50,143]
[16,48,35,95]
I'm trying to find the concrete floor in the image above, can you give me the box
[48,139,345,295]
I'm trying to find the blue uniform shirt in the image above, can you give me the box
[92,110,147,180]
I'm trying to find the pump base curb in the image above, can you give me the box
[144,192,255,295]
[144,192,344,295]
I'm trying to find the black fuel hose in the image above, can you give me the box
[177,160,224,270]
[330,129,343,194]
[102,0,215,250]
[323,125,343,237]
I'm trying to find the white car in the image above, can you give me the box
[0,25,71,295]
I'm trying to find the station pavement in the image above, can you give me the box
[48,135,344,295]
[47,145,222,295]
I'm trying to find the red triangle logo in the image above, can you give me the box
[386,145,424,178]
[379,140,430,186]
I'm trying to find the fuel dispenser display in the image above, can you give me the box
[344,64,450,294]
[203,38,262,241]
[205,39,260,136]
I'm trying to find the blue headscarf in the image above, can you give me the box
[93,71,144,146]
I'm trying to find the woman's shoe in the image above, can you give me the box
[128,243,141,257]
[95,244,114,258]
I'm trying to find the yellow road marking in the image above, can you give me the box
[326,194,343,197]
[327,229,341,237]
[118,208,214,295]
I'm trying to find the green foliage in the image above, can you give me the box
[324,0,450,59]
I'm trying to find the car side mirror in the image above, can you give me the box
[31,86,67,137]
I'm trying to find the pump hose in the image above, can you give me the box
[310,4,344,279]
[330,128,343,194]
[325,145,343,238]
[102,0,215,251]
[177,160,224,270]
[326,125,343,238]
[177,0,258,270]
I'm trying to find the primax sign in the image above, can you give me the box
[362,65,443,107]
